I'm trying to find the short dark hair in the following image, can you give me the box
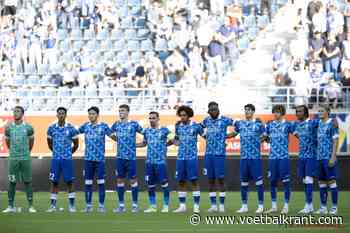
[176,105,194,118]
[320,104,331,114]
[208,101,219,108]
[244,104,255,112]
[14,106,24,114]
[149,111,159,118]
[56,107,67,114]
[88,106,100,115]
[119,104,130,112]
[296,105,309,118]
[272,105,286,115]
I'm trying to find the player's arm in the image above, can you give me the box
[109,134,117,142]
[72,138,79,154]
[329,119,339,167]
[226,131,238,138]
[4,125,10,150]
[136,141,147,147]
[47,137,53,151]
[28,125,35,152]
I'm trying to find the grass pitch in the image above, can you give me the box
[0,191,349,233]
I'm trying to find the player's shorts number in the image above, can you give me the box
[49,173,55,181]
[8,175,16,182]
[145,175,149,182]
[202,168,207,176]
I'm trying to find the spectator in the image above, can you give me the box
[341,31,350,80]
[309,31,324,60]
[272,42,289,86]
[77,48,95,87]
[165,48,187,85]
[312,4,327,34]
[188,44,205,87]
[207,33,223,86]
[42,25,57,70]
[327,3,344,36]
[322,33,341,81]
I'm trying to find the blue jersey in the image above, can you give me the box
[234,119,265,159]
[317,118,339,160]
[78,122,112,161]
[143,127,170,164]
[175,121,204,160]
[293,119,318,159]
[47,123,79,160]
[111,120,143,160]
[266,120,293,159]
[202,116,234,156]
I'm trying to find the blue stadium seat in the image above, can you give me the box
[121,17,133,29]
[13,75,25,86]
[103,51,115,61]
[59,39,71,52]
[96,29,109,40]
[101,39,113,51]
[127,40,140,51]
[110,29,124,41]
[117,6,129,18]
[137,28,150,39]
[45,87,58,96]
[130,6,142,16]
[27,75,40,86]
[140,39,153,51]
[125,29,137,39]
[84,29,95,40]
[16,89,28,97]
[130,51,141,63]
[128,0,141,7]
[116,51,129,63]
[57,29,68,41]
[114,39,125,51]
[116,0,125,7]
[135,17,146,28]
[86,89,98,97]
[37,64,49,75]
[155,38,167,51]
[73,40,84,52]
[31,89,44,97]
[58,86,71,97]
[71,87,85,97]
[70,29,82,40]
[85,40,97,52]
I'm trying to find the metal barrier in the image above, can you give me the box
[0,86,350,113]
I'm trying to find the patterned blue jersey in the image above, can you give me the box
[293,119,318,159]
[111,120,143,160]
[201,116,234,156]
[266,120,293,159]
[78,122,112,161]
[234,119,265,159]
[47,123,79,160]
[143,127,170,164]
[175,121,204,160]
[317,118,339,160]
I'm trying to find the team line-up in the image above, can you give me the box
[2,102,339,215]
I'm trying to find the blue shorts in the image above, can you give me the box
[268,159,290,182]
[145,163,168,185]
[49,159,75,183]
[240,159,263,182]
[116,158,137,179]
[316,159,337,181]
[298,158,316,178]
[84,160,105,180]
[175,159,198,182]
[204,155,225,179]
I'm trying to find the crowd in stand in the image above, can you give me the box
[0,0,288,91]
[272,0,350,108]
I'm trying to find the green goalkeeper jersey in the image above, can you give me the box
[5,122,34,160]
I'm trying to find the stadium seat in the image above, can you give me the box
[99,89,112,97]
[86,88,98,97]
[137,29,150,39]
[121,17,133,29]
[116,51,128,64]
[59,39,71,52]
[31,99,44,111]
[70,29,82,40]
[27,75,40,86]
[127,40,140,51]
[130,51,141,63]
[16,89,28,97]
[13,75,25,86]
[88,98,101,106]
[117,6,129,18]
[116,0,125,7]
[58,86,71,97]
[71,87,85,97]
[31,89,44,97]
[114,39,126,51]
[135,17,147,28]
[96,29,109,40]
[140,39,153,51]
[57,29,68,41]
[45,99,58,111]
[110,29,124,41]
[125,29,137,40]
[103,51,115,61]
[100,39,113,52]
[37,64,49,75]
[45,87,58,97]
[130,6,142,16]
[128,0,141,7]
[84,29,95,40]
[155,38,168,51]
[73,40,84,52]
[85,40,97,52]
